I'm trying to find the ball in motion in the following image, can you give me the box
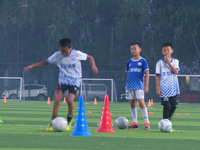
[158,119,172,132]
[51,117,68,131]
[116,117,129,129]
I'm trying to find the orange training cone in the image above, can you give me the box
[47,97,51,105]
[151,99,153,105]
[94,98,97,105]
[4,96,7,103]
[63,97,66,103]
[96,94,115,133]
[148,99,151,107]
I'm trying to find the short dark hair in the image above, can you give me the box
[161,42,173,48]
[59,38,72,48]
[130,42,141,48]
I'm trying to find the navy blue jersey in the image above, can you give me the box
[125,57,149,90]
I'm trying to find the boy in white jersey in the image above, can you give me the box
[156,42,180,123]
[24,38,98,131]
[125,42,150,130]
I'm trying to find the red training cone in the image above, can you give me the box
[96,94,115,133]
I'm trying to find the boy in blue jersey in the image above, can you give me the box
[24,38,98,131]
[156,42,180,123]
[125,42,150,130]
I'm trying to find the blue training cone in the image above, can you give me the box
[70,95,92,136]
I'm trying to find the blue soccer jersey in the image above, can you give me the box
[155,58,180,98]
[125,57,149,90]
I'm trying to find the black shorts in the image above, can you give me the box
[58,84,79,96]
[161,95,178,106]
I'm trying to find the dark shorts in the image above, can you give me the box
[58,84,79,96]
[161,95,178,106]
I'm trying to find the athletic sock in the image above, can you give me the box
[67,115,73,123]
[130,108,138,123]
[141,107,149,123]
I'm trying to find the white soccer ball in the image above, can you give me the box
[158,119,172,132]
[51,117,68,132]
[116,117,129,129]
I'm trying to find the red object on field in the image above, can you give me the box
[176,113,181,115]
[148,112,154,114]
[96,94,115,133]
[63,97,66,103]
[47,97,51,105]
[185,113,189,115]
[4,96,7,103]
[86,111,92,113]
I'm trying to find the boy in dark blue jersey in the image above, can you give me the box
[125,42,150,130]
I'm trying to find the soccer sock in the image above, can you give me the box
[163,104,170,119]
[130,108,138,123]
[141,107,149,123]
[169,105,177,120]
[67,115,73,123]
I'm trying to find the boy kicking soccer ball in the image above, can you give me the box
[155,42,180,122]
[24,38,98,131]
[125,42,150,130]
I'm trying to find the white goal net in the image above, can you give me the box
[0,77,23,101]
[78,78,118,102]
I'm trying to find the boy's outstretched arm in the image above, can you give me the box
[88,55,98,74]
[24,60,48,72]
[144,70,149,93]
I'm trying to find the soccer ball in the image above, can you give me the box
[116,117,129,129]
[51,117,68,132]
[158,119,172,132]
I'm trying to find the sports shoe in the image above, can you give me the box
[46,124,54,132]
[128,122,139,129]
[144,122,150,130]
[65,119,72,131]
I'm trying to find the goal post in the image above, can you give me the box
[0,77,23,101]
[80,78,117,102]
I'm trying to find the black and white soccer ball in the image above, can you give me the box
[51,117,68,132]
[116,117,129,129]
[158,119,172,132]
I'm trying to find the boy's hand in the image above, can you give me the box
[24,66,32,72]
[164,55,170,64]
[156,88,161,96]
[144,85,149,93]
[92,65,98,74]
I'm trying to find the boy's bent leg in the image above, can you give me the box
[169,96,178,120]
[65,93,75,131]
[161,97,170,119]
[46,89,63,132]
[52,89,63,120]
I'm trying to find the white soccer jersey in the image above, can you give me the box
[47,49,88,87]
[155,58,180,98]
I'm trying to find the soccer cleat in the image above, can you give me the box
[46,124,54,132]
[128,122,139,129]
[65,120,72,131]
[144,122,150,130]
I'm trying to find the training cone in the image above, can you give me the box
[47,97,51,105]
[71,95,92,136]
[148,99,151,107]
[63,97,66,103]
[3,96,7,103]
[94,98,97,105]
[96,94,115,133]
[151,99,153,105]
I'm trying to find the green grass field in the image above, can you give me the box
[0,100,199,150]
